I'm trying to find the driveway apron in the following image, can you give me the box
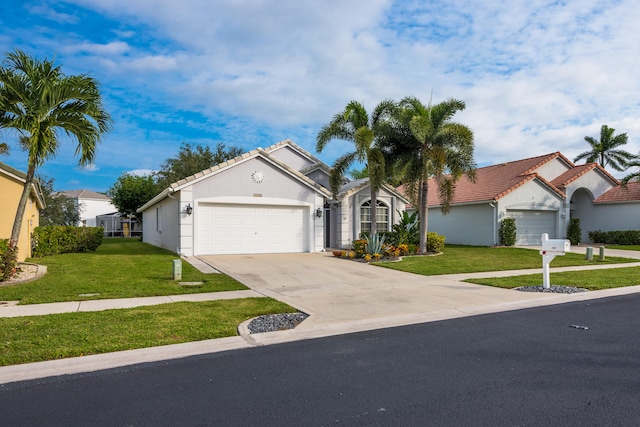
[198,253,601,330]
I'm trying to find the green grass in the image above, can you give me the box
[466,267,640,291]
[0,238,246,304]
[602,244,640,251]
[0,298,297,366]
[372,245,635,276]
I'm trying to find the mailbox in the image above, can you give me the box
[541,239,570,254]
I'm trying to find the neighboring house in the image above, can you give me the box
[96,212,142,237]
[138,139,408,255]
[0,161,45,261]
[405,152,638,246]
[60,189,116,227]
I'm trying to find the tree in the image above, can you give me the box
[38,175,81,226]
[107,173,157,223]
[0,142,7,155]
[316,100,395,234]
[621,158,640,187]
[348,166,369,180]
[574,125,636,171]
[385,97,475,253]
[155,142,243,189]
[0,49,111,248]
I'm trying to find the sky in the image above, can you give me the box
[1,0,639,192]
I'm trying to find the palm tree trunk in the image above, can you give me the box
[10,163,36,249]
[419,179,429,253]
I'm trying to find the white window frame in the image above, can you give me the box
[360,199,389,233]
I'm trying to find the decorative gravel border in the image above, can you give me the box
[514,285,588,293]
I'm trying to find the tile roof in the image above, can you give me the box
[60,189,111,200]
[423,152,567,205]
[593,182,640,203]
[550,163,619,189]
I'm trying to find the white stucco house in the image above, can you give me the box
[415,152,639,245]
[60,189,116,227]
[138,140,408,256]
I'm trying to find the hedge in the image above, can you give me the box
[499,218,517,246]
[588,230,640,245]
[32,226,104,257]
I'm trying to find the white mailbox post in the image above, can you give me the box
[539,233,571,289]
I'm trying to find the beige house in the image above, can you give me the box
[0,162,45,261]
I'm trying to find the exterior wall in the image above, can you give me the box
[427,203,495,246]
[141,194,179,254]
[498,180,565,239]
[305,169,330,190]
[267,146,316,171]
[78,198,116,227]
[578,201,640,242]
[0,176,40,261]
[333,186,407,247]
[534,157,571,181]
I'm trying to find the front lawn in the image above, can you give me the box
[0,238,246,304]
[373,245,635,276]
[602,244,640,251]
[0,298,296,366]
[466,267,640,291]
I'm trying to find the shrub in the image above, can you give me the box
[588,230,640,245]
[426,232,446,253]
[0,239,19,282]
[567,218,582,245]
[389,210,419,246]
[32,226,104,257]
[499,218,517,246]
[364,232,386,256]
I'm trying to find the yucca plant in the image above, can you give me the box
[364,232,386,255]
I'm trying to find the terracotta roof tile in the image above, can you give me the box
[593,182,640,203]
[421,152,564,206]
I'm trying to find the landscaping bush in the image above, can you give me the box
[588,230,640,245]
[0,239,19,282]
[499,218,517,246]
[567,218,582,245]
[32,226,104,257]
[389,210,419,246]
[426,232,445,253]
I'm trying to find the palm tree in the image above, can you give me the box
[574,125,636,171]
[0,49,111,247]
[316,100,395,234]
[385,97,475,253]
[621,158,640,187]
[0,142,7,155]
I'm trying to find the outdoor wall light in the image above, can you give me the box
[316,208,323,218]
[185,203,193,216]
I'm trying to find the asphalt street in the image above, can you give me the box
[2,293,640,426]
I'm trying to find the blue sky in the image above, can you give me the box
[1,0,639,192]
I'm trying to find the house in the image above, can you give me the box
[96,212,142,237]
[412,152,638,246]
[0,161,45,261]
[138,139,408,255]
[59,189,116,227]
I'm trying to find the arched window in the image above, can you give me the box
[360,200,389,233]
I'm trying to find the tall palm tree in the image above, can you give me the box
[316,100,395,235]
[0,49,111,247]
[621,158,640,187]
[385,96,475,253]
[574,125,636,171]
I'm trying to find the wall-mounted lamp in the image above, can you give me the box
[316,207,323,218]
[185,203,193,216]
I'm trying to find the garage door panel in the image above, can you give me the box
[506,210,556,246]
[197,203,309,254]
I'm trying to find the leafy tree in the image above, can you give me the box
[0,142,7,155]
[107,173,157,223]
[0,49,111,248]
[383,97,476,253]
[316,100,395,233]
[348,166,369,180]
[574,125,636,171]
[621,158,640,187]
[38,176,81,226]
[155,142,243,189]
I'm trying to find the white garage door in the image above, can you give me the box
[197,203,309,254]
[506,210,556,246]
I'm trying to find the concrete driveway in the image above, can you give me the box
[199,252,640,334]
